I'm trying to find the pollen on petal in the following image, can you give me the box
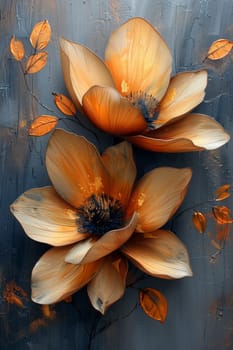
[137,193,146,207]
[89,176,104,194]
[121,80,129,94]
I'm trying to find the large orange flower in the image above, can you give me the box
[11,129,192,314]
[60,17,230,152]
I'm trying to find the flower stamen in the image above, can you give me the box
[77,194,125,236]
[127,91,158,129]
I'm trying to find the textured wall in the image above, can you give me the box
[0,0,233,349]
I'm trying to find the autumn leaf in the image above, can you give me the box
[25,52,48,74]
[9,36,25,61]
[192,211,207,234]
[30,20,52,50]
[216,192,231,201]
[207,39,233,60]
[29,115,58,136]
[212,206,233,224]
[215,184,231,201]
[139,288,168,323]
[3,281,28,308]
[53,93,76,116]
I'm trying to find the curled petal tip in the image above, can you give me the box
[178,263,193,278]
[187,266,193,277]
[87,256,127,314]
[129,113,230,152]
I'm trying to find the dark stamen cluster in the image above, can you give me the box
[127,91,158,129]
[76,193,125,236]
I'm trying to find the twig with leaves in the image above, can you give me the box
[9,20,101,142]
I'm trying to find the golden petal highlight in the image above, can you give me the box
[60,38,115,109]
[82,86,147,135]
[10,186,88,246]
[127,167,192,232]
[87,255,128,314]
[105,17,172,101]
[121,230,192,279]
[46,129,109,208]
[158,70,208,123]
[102,141,136,206]
[32,246,102,304]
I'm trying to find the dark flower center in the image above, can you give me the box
[127,91,158,129]
[76,194,125,236]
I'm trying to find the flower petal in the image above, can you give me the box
[60,38,115,109]
[87,254,128,314]
[127,167,192,232]
[10,186,88,246]
[158,70,208,123]
[154,113,230,150]
[155,113,230,151]
[121,230,192,279]
[82,86,147,135]
[65,237,97,264]
[66,213,138,265]
[46,129,109,208]
[32,246,102,304]
[127,113,230,152]
[127,134,203,152]
[105,17,172,101]
[102,141,136,206]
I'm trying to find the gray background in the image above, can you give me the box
[0,0,233,349]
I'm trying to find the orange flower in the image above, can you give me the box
[11,129,192,314]
[60,17,230,152]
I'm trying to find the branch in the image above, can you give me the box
[19,62,55,113]
[87,302,139,350]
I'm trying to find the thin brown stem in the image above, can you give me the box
[19,61,55,113]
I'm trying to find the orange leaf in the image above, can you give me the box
[9,36,25,61]
[8,294,24,308]
[192,211,207,234]
[53,93,76,116]
[139,288,168,323]
[25,52,48,74]
[29,115,58,136]
[212,206,233,224]
[207,39,233,60]
[3,281,28,308]
[216,192,231,201]
[215,184,231,201]
[30,20,52,50]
